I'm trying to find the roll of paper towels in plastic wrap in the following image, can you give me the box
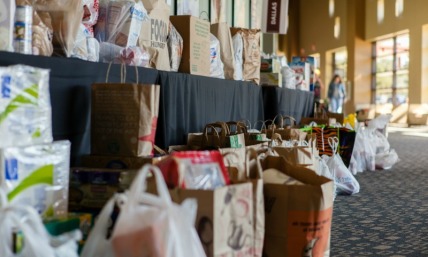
[0,65,52,148]
[0,140,71,218]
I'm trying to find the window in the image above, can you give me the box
[333,49,347,82]
[372,34,409,106]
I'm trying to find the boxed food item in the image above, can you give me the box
[260,72,282,87]
[107,1,147,47]
[0,140,71,218]
[81,154,167,169]
[69,167,137,212]
[0,65,52,148]
[289,60,310,91]
[291,56,317,91]
[0,0,15,51]
[170,15,210,76]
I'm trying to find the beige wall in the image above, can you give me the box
[280,0,428,123]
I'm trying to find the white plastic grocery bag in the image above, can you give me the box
[80,193,127,257]
[111,165,206,257]
[325,137,360,195]
[0,190,80,257]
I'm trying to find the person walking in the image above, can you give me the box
[328,74,346,113]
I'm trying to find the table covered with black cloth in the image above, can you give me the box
[0,51,264,165]
[262,86,315,125]
[156,70,264,148]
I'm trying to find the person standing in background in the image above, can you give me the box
[328,74,346,113]
[313,69,323,110]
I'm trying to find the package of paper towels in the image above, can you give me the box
[0,140,70,218]
[0,65,52,148]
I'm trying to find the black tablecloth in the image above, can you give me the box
[0,51,265,165]
[262,86,315,125]
[156,71,264,148]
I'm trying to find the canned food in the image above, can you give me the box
[13,5,33,54]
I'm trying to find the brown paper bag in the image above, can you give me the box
[91,82,160,156]
[170,183,254,257]
[262,156,334,257]
[35,0,83,57]
[211,23,236,80]
[139,0,171,71]
[231,28,261,84]
[263,115,307,141]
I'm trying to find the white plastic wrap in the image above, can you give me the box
[232,32,243,81]
[82,0,100,36]
[0,140,71,218]
[0,65,52,148]
[99,42,150,66]
[210,33,225,79]
[87,37,100,62]
[167,22,183,72]
[70,24,89,60]
[281,64,296,89]
[0,0,15,52]
[119,46,150,66]
[95,0,148,47]
[324,137,360,195]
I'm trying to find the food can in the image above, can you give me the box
[13,5,33,54]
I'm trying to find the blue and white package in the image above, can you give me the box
[0,65,52,148]
[0,140,71,218]
[210,33,225,79]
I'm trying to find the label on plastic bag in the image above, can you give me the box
[1,75,11,98]
[5,158,18,180]
[183,161,225,189]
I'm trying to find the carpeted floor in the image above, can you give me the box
[330,127,428,257]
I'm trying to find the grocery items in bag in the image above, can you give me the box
[157,151,230,189]
[139,0,171,71]
[82,0,99,36]
[32,11,54,56]
[211,23,237,80]
[0,140,71,217]
[324,137,360,195]
[0,0,15,52]
[0,198,81,257]
[95,0,147,47]
[232,32,244,80]
[167,22,183,72]
[91,83,160,157]
[36,0,84,57]
[231,28,261,84]
[210,33,225,79]
[111,165,207,257]
[68,167,136,213]
[0,65,52,148]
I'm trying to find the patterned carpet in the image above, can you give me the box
[330,127,428,257]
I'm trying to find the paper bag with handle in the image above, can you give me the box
[91,64,160,156]
[262,156,334,257]
[263,115,307,142]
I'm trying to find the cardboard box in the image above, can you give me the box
[170,15,210,76]
[69,167,137,212]
[0,1,15,51]
[260,72,282,87]
[81,155,167,169]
